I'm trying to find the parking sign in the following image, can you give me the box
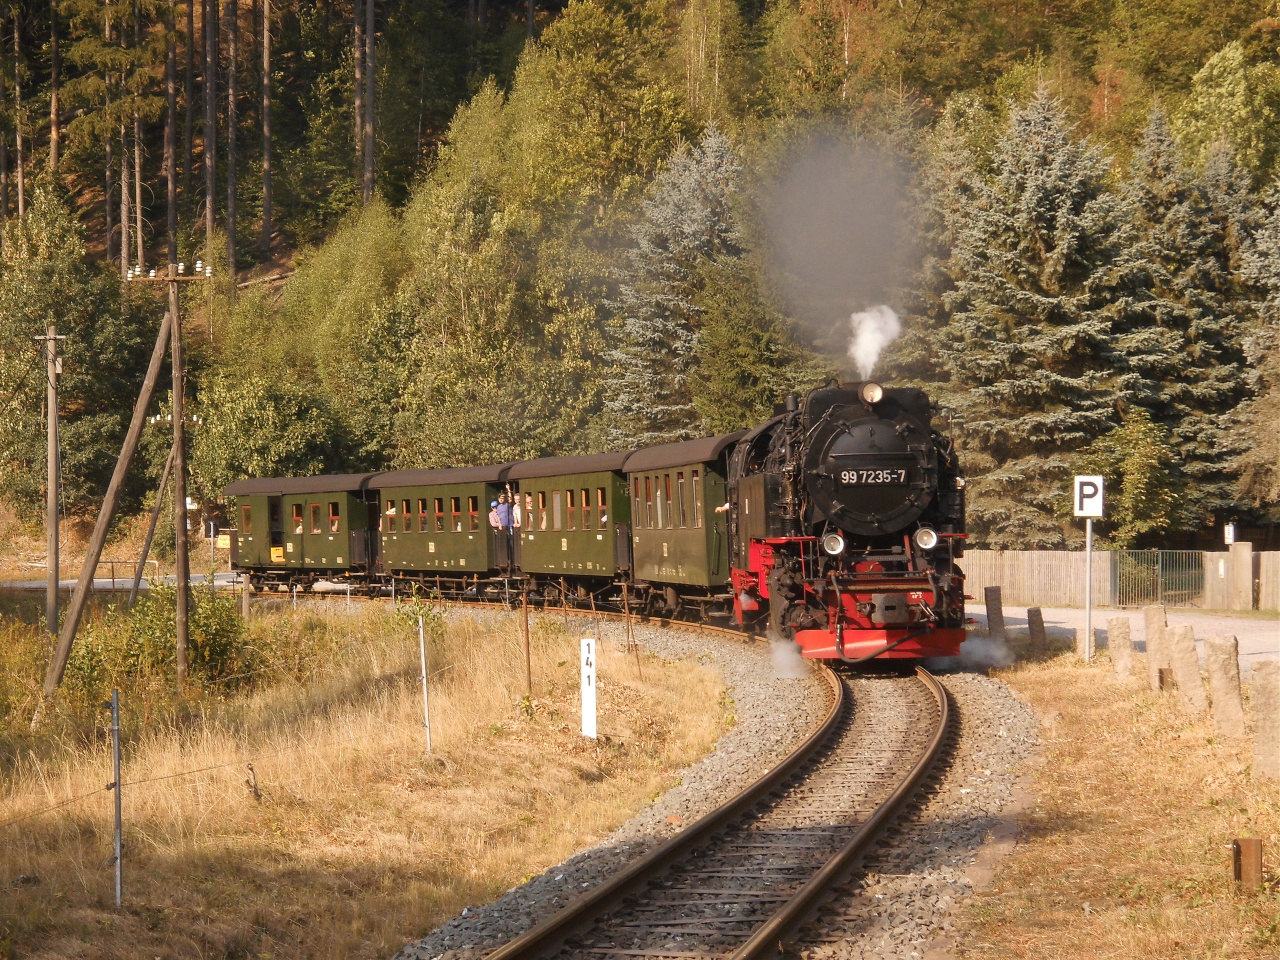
[1074,475,1104,518]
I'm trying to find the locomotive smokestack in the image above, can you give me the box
[785,392,799,412]
[848,305,902,379]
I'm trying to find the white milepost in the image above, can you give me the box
[581,637,597,739]
[1074,475,1105,662]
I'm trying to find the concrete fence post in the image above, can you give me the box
[1230,542,1255,612]
[1251,660,1280,780]
[1108,617,1132,677]
[1169,625,1208,713]
[1027,606,1047,659]
[1205,636,1246,739]
[984,586,1006,639]
[1143,605,1168,693]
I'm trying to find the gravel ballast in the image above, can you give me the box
[392,617,1039,960]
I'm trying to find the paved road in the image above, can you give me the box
[975,604,1280,675]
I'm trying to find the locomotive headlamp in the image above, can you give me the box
[860,381,885,405]
[913,527,939,551]
[822,532,846,556]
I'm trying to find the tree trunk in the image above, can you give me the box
[166,0,178,262]
[204,0,217,257]
[183,0,195,200]
[1,135,8,248]
[261,0,270,252]
[49,0,59,175]
[527,0,533,39]
[225,0,237,271]
[353,0,363,168]
[14,17,24,218]
[134,114,144,264]
[105,134,113,265]
[363,0,373,204]
[120,123,131,275]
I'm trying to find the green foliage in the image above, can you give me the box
[1071,411,1182,548]
[188,372,341,502]
[1174,22,1280,183]
[0,188,161,519]
[64,585,251,704]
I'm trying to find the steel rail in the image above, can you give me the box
[480,664,846,960]
[726,665,949,960]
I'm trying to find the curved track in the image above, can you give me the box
[480,663,949,960]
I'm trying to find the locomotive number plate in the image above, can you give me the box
[839,468,909,485]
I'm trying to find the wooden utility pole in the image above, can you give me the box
[170,267,189,685]
[36,324,65,637]
[38,313,172,714]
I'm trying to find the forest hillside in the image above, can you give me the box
[1,0,1278,549]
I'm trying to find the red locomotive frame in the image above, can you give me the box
[731,537,965,661]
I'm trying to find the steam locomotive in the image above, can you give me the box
[227,381,966,662]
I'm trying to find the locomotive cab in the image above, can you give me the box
[727,382,966,662]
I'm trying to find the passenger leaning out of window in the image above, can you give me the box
[488,500,501,529]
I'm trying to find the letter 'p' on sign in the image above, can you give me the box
[1074,475,1105,518]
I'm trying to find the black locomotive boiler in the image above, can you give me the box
[227,381,966,663]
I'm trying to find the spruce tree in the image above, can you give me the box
[1122,111,1253,525]
[604,126,743,448]
[935,89,1136,548]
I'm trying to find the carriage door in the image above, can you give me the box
[366,492,383,572]
[268,497,285,564]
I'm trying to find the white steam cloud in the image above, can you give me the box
[848,305,902,380]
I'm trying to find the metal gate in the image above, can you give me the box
[1111,550,1204,608]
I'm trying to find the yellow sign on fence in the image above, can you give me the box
[215,535,231,548]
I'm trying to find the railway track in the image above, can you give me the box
[479,662,949,960]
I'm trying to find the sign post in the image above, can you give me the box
[1074,475,1105,662]
[581,637,597,739]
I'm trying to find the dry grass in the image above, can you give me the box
[957,650,1280,959]
[0,603,731,959]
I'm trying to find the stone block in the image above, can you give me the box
[1168,624,1207,712]
[1252,660,1280,780]
[1205,636,1245,739]
[1108,617,1132,677]
[984,586,1006,639]
[1027,606,1047,659]
[1143,604,1168,693]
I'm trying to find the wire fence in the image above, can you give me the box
[1111,550,1205,608]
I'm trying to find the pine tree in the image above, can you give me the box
[604,126,742,448]
[935,88,1137,548]
[1122,110,1253,525]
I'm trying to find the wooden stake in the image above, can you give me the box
[522,587,532,697]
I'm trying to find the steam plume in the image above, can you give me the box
[848,305,902,379]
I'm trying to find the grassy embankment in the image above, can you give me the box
[959,627,1280,958]
[0,598,732,959]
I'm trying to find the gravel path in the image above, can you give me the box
[798,670,1039,960]
[392,614,828,960]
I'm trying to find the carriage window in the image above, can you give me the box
[692,470,702,528]
[310,503,322,534]
[417,499,428,533]
[468,496,480,531]
[434,498,445,532]
[384,499,395,532]
[398,499,409,533]
[644,476,654,529]
[524,493,533,529]
[538,491,548,530]
[633,479,641,526]
[552,490,562,531]
[451,496,462,532]
[677,472,687,527]
[656,475,665,529]
[291,503,303,534]
[597,487,608,527]
[581,489,591,530]
[329,502,341,533]
[241,504,252,534]
[567,489,576,530]
[664,475,675,528]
